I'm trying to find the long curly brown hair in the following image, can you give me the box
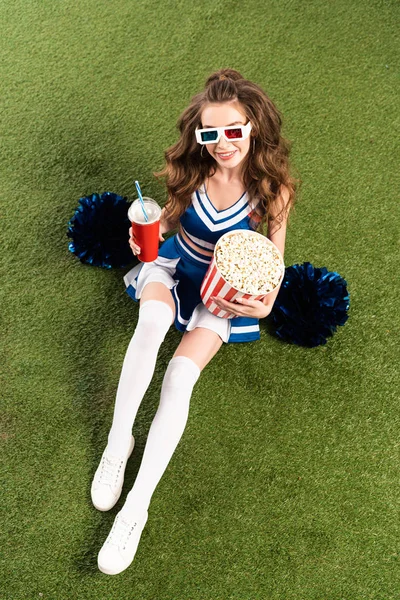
[154,68,300,234]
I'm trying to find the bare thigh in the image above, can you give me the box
[173,327,223,371]
[140,282,176,325]
[140,283,223,369]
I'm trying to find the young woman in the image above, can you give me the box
[91,68,297,575]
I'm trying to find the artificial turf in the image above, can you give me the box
[1,0,399,598]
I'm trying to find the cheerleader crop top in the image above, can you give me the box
[179,185,261,252]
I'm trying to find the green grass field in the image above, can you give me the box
[1,0,399,598]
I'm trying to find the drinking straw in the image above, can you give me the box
[135,180,149,222]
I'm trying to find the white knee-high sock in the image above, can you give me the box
[120,356,201,518]
[107,300,174,456]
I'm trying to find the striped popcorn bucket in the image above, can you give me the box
[200,230,285,319]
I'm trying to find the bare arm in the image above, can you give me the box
[159,205,179,236]
[262,185,290,306]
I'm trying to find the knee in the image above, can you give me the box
[163,356,201,390]
[134,300,174,347]
[135,319,168,347]
[165,362,184,387]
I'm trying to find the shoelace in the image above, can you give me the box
[97,454,123,487]
[107,515,138,550]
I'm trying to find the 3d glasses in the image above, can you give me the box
[195,122,252,145]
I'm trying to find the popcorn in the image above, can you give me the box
[200,230,285,319]
[215,232,283,294]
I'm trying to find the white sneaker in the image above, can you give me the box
[91,436,135,511]
[97,509,148,575]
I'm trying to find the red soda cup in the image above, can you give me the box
[127,197,161,262]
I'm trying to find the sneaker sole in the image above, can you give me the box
[98,563,128,575]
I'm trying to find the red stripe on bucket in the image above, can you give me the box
[200,263,217,297]
[208,276,226,301]
[222,286,238,303]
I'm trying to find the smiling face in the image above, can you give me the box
[200,101,252,172]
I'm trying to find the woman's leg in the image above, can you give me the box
[98,326,224,574]
[92,282,176,512]
[120,327,223,517]
[106,282,176,456]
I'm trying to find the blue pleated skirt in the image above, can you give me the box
[123,233,261,344]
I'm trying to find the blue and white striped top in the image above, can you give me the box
[124,184,264,343]
[179,184,259,252]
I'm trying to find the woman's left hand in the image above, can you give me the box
[211,295,274,319]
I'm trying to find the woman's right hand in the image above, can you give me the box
[129,225,165,256]
[129,227,141,256]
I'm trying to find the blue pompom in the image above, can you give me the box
[67,192,134,269]
[268,262,350,347]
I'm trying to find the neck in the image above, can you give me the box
[213,162,245,184]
